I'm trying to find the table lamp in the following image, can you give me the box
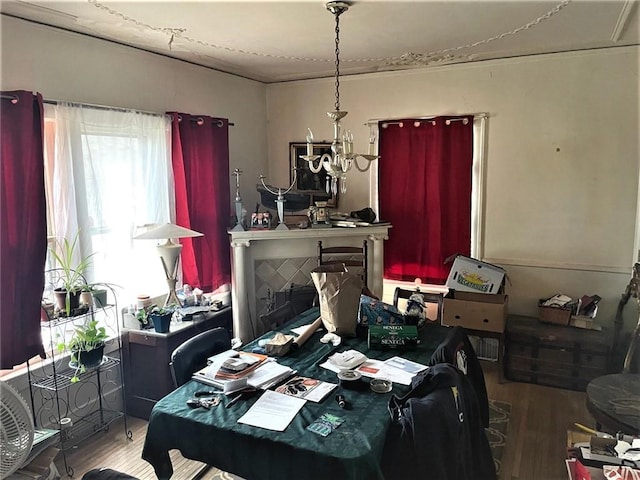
[133,223,203,306]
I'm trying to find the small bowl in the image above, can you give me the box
[370,378,392,393]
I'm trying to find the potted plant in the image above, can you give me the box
[79,282,115,309]
[57,319,108,383]
[148,305,176,333]
[49,232,95,316]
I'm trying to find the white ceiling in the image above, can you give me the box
[1,0,638,83]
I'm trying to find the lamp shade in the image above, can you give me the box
[133,223,203,240]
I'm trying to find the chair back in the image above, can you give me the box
[393,287,444,325]
[428,326,490,428]
[317,240,368,287]
[257,301,296,337]
[170,327,232,387]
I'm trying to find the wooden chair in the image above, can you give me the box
[275,284,318,315]
[393,287,444,325]
[257,301,296,336]
[317,240,368,287]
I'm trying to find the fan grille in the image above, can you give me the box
[0,381,34,478]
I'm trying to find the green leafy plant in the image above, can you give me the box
[137,304,177,332]
[49,231,96,315]
[57,319,107,383]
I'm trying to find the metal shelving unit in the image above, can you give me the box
[27,270,132,477]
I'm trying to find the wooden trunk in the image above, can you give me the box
[504,315,612,391]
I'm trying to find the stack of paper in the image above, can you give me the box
[193,350,295,394]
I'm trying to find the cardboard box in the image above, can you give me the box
[445,255,506,294]
[368,324,418,349]
[442,290,508,333]
[539,303,572,326]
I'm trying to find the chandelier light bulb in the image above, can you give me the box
[368,128,377,155]
[306,128,314,156]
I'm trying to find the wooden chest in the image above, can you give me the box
[504,315,612,391]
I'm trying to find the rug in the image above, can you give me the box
[487,399,512,475]
[210,399,513,480]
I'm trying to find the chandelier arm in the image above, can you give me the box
[306,154,326,174]
[353,156,373,172]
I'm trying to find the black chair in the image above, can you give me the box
[317,240,368,287]
[393,287,444,325]
[257,301,296,337]
[428,326,490,428]
[168,327,232,479]
[169,327,232,387]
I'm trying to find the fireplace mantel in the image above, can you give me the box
[229,225,391,342]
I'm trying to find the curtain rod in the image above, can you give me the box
[1,94,235,126]
[364,113,488,127]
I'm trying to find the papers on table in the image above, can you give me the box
[194,351,295,394]
[384,356,429,375]
[320,352,428,386]
[238,390,306,431]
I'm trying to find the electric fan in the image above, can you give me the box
[0,380,35,478]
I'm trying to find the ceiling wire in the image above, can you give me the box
[87,0,572,66]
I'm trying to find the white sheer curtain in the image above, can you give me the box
[43,103,174,305]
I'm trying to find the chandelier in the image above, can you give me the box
[302,1,378,196]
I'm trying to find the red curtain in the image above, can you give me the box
[379,116,473,284]
[0,91,47,368]
[169,113,231,292]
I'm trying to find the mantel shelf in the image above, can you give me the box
[229,224,391,242]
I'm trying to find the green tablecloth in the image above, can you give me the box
[142,307,450,480]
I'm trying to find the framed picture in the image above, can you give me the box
[250,211,271,229]
[289,142,337,208]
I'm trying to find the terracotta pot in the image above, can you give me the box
[41,302,55,322]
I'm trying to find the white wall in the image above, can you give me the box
[0,15,267,210]
[2,15,638,329]
[266,47,640,328]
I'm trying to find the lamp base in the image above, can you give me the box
[164,275,181,307]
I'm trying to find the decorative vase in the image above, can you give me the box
[150,312,172,333]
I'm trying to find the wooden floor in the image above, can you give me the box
[58,361,592,480]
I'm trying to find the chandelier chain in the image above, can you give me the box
[334,10,341,111]
[88,0,572,66]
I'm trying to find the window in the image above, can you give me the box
[43,103,174,307]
